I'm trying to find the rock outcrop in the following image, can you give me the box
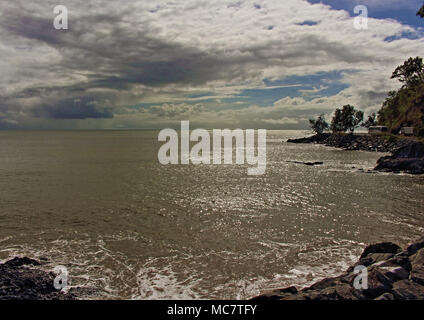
[0,257,76,300]
[287,134,424,174]
[252,237,424,300]
[375,142,424,174]
[287,133,413,153]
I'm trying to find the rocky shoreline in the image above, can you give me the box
[0,257,77,300]
[287,133,424,174]
[3,237,424,300]
[252,236,424,300]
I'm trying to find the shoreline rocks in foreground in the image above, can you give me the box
[287,133,424,174]
[252,236,424,300]
[2,237,424,300]
[0,257,77,300]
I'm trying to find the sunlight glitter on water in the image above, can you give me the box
[0,130,424,299]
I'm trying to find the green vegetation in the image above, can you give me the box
[309,105,364,135]
[330,105,364,133]
[362,112,377,129]
[383,134,400,143]
[309,114,329,134]
[377,58,424,136]
[308,5,424,138]
[418,3,424,18]
[377,6,424,137]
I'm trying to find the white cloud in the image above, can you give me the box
[0,0,423,128]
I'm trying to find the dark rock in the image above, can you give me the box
[359,242,401,259]
[361,265,395,299]
[287,134,331,144]
[375,142,424,174]
[4,257,41,267]
[410,248,424,285]
[305,161,324,166]
[355,253,395,268]
[406,236,424,255]
[252,236,424,300]
[287,161,324,166]
[0,257,77,300]
[392,280,424,300]
[375,292,395,300]
[410,267,424,286]
[410,248,424,266]
[251,286,298,300]
[286,133,424,174]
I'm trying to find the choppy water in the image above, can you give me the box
[1,130,424,299]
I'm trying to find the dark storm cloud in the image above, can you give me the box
[1,7,255,88]
[33,96,114,119]
[0,5,261,121]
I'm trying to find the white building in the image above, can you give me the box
[369,126,388,134]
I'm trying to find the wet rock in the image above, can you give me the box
[251,286,298,300]
[252,236,424,300]
[359,242,401,259]
[375,292,395,300]
[287,133,424,174]
[0,257,76,300]
[287,161,324,166]
[356,253,395,267]
[406,236,424,255]
[361,265,395,299]
[3,257,41,267]
[410,267,424,286]
[410,248,424,285]
[392,280,424,300]
[375,142,424,174]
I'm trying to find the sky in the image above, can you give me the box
[0,0,423,130]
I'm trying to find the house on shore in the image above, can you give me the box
[400,127,415,136]
[369,126,388,134]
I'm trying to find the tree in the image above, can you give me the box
[362,112,377,129]
[331,104,364,133]
[330,108,344,133]
[309,114,329,135]
[417,4,424,18]
[391,57,424,87]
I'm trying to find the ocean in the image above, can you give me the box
[1,130,424,299]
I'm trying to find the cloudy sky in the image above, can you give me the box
[0,0,423,130]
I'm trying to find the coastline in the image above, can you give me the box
[3,236,424,300]
[252,236,424,300]
[287,133,424,174]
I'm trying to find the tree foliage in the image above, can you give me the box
[377,56,424,136]
[362,112,377,129]
[391,57,424,88]
[330,105,364,133]
[418,4,424,18]
[376,8,424,136]
[309,114,329,134]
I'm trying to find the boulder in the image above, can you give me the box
[392,280,424,300]
[0,257,76,300]
[252,236,424,301]
[359,242,401,259]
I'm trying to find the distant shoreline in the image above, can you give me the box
[287,133,424,174]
